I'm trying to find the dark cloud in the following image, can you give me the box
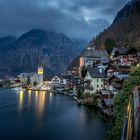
[0,0,129,39]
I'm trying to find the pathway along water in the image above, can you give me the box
[0,89,109,140]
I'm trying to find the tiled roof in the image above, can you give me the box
[103,99,114,106]
[117,48,129,54]
[87,67,107,78]
[113,47,137,55]
[114,74,129,80]
[82,49,108,58]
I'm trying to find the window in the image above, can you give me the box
[97,79,99,82]
[97,85,99,88]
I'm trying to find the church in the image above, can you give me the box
[37,66,44,87]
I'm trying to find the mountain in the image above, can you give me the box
[94,0,140,48]
[68,0,140,70]
[0,29,86,78]
[0,36,16,51]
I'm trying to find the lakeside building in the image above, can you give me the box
[108,74,129,92]
[9,77,21,87]
[17,66,44,88]
[84,67,108,94]
[51,76,61,87]
[18,72,39,86]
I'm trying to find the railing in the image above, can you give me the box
[121,95,133,140]
[121,114,127,140]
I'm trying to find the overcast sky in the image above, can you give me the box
[0,0,129,39]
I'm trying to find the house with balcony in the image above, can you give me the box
[108,74,129,92]
[105,64,131,77]
[111,48,137,65]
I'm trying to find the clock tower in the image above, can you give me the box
[37,66,43,87]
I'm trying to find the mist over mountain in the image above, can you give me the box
[0,29,87,78]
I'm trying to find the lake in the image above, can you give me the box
[0,89,109,140]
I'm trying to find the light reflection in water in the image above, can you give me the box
[28,90,31,106]
[35,90,46,120]
[49,92,53,105]
[79,111,86,128]
[50,92,52,99]
[18,90,46,119]
[18,90,24,110]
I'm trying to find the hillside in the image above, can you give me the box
[68,0,140,70]
[94,0,140,48]
[0,29,86,77]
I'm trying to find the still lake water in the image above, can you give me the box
[0,89,109,140]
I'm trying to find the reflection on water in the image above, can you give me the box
[49,92,53,104]
[18,91,24,110]
[0,89,109,140]
[35,91,46,120]
[80,112,86,126]
[28,90,31,106]
[18,90,46,119]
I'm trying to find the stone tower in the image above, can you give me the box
[37,66,43,87]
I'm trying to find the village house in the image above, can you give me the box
[111,48,137,65]
[80,49,108,68]
[84,67,108,94]
[105,64,131,77]
[105,64,119,77]
[51,76,61,86]
[9,77,21,87]
[108,74,129,92]
[79,40,108,68]
[61,72,72,85]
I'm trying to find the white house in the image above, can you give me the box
[84,67,108,94]
[51,76,61,86]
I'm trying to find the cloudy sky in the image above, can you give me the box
[0,0,129,39]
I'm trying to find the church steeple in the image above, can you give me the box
[38,66,43,75]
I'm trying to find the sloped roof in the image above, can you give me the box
[113,47,137,55]
[87,67,107,78]
[103,99,114,106]
[18,72,37,78]
[117,48,129,54]
[115,74,129,80]
[82,49,108,58]
[112,48,117,55]
[109,74,128,81]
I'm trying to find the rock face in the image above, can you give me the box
[0,29,86,77]
[94,0,140,48]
